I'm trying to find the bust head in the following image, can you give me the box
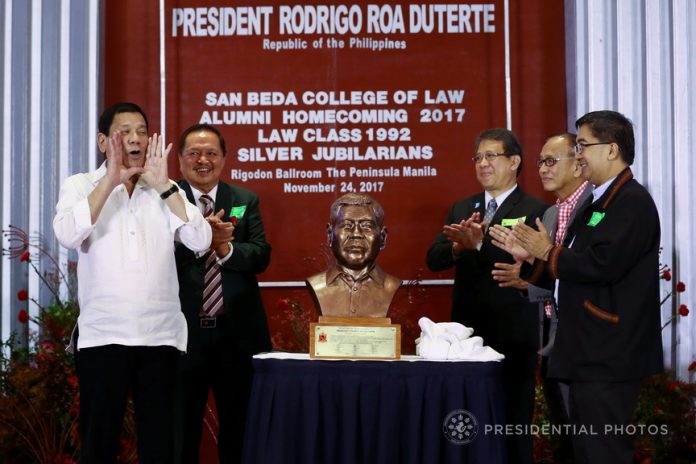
[307,193,400,317]
[327,193,386,271]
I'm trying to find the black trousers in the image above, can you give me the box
[174,315,253,464]
[541,358,574,464]
[75,344,178,464]
[498,342,538,464]
[541,316,574,464]
[568,380,641,464]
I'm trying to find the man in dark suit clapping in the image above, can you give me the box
[173,124,272,463]
[426,128,547,464]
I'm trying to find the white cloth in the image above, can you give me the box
[415,317,504,361]
[53,162,212,351]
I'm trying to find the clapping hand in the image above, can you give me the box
[207,209,235,255]
[511,218,554,261]
[489,224,533,263]
[443,212,485,255]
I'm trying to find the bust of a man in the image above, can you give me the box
[306,193,401,317]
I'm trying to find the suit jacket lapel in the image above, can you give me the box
[491,186,522,225]
[214,182,234,222]
[567,182,593,227]
[542,206,559,240]
[177,179,196,205]
[472,192,486,218]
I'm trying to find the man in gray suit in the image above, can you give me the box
[490,133,590,464]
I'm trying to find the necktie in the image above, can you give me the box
[200,195,223,317]
[483,198,498,228]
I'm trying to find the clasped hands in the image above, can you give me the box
[207,210,236,257]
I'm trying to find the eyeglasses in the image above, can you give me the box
[472,152,513,163]
[535,156,576,168]
[574,142,611,154]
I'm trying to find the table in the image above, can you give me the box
[242,353,506,464]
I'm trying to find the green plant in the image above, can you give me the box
[1,225,81,463]
[0,226,139,463]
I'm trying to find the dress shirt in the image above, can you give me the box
[473,184,517,251]
[53,162,212,351]
[551,181,591,313]
[555,181,590,245]
[484,184,517,211]
[591,175,617,203]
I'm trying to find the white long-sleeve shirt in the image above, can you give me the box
[53,162,212,351]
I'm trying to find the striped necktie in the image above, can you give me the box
[199,194,223,317]
[483,198,497,229]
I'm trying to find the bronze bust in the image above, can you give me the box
[306,193,401,317]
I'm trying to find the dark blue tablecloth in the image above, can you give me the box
[242,356,506,464]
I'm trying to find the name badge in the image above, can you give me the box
[501,216,526,227]
[587,211,605,227]
[229,205,247,219]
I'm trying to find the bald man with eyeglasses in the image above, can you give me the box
[490,133,591,464]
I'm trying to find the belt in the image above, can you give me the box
[199,311,225,329]
[200,317,217,328]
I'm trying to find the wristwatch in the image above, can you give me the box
[160,183,179,200]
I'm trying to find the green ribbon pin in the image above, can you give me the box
[587,211,605,227]
[229,205,247,220]
[501,216,526,227]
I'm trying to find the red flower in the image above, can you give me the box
[41,341,56,352]
[37,351,53,362]
[16,289,29,301]
[668,380,680,392]
[67,375,79,389]
[676,281,686,292]
[17,309,29,324]
[276,299,291,311]
[19,251,30,262]
[688,360,696,371]
[678,304,690,316]
[662,269,671,281]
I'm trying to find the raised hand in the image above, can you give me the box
[105,132,144,188]
[141,133,173,189]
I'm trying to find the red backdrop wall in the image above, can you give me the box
[104,0,565,349]
[105,1,566,460]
